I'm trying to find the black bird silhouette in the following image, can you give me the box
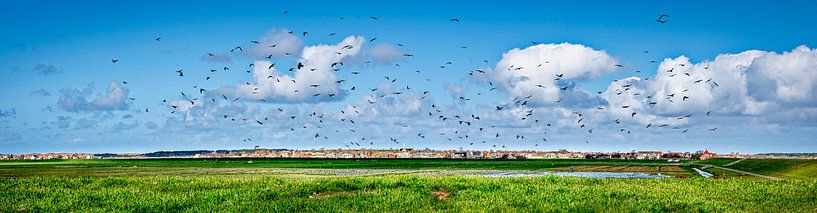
[450,18,460,22]
[111,59,119,63]
[175,69,184,77]
[656,14,669,23]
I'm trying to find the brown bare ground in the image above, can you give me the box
[431,190,450,201]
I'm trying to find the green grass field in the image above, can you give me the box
[702,167,758,179]
[698,158,817,180]
[0,158,693,178]
[1,158,816,212]
[694,158,739,166]
[2,175,816,212]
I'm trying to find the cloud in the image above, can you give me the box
[0,108,15,119]
[31,64,64,76]
[0,132,22,142]
[110,120,140,131]
[58,81,130,112]
[200,53,231,63]
[490,43,620,106]
[244,29,303,59]
[745,45,817,106]
[144,121,158,129]
[74,117,99,129]
[603,45,817,126]
[162,97,262,131]
[30,89,51,96]
[367,43,406,64]
[339,83,435,122]
[215,36,364,103]
[52,116,72,129]
[444,83,465,98]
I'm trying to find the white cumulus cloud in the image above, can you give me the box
[490,43,620,105]
[244,29,304,59]
[216,36,364,103]
[603,45,817,125]
[58,81,130,112]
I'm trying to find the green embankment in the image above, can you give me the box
[698,158,817,180]
[726,159,817,180]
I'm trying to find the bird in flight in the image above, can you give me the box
[450,18,460,22]
[656,14,669,23]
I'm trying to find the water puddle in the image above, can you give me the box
[691,168,714,178]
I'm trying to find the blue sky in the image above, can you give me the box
[1,0,816,154]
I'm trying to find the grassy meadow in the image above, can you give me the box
[1,158,816,212]
[3,175,817,212]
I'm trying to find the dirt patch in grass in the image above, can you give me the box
[431,190,450,201]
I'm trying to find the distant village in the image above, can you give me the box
[3,148,816,161]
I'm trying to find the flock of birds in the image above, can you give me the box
[108,13,721,150]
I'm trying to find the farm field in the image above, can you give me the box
[1,158,816,212]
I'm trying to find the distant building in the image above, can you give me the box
[635,151,662,160]
[697,150,716,160]
[336,153,354,158]
[451,152,467,159]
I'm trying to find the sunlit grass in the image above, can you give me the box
[1,175,815,212]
